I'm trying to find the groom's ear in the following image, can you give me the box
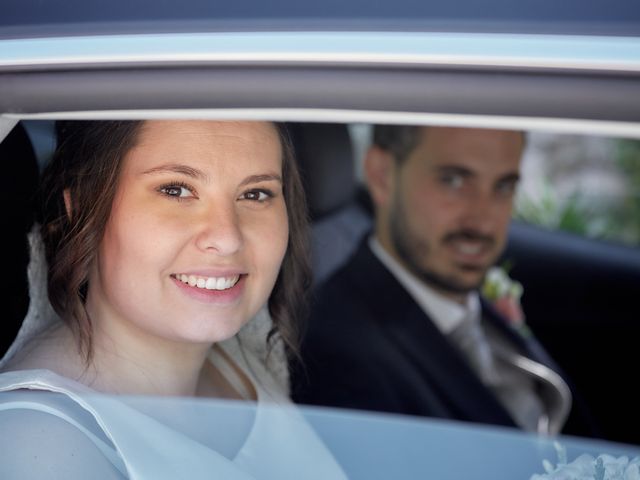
[364,145,395,209]
[63,189,72,220]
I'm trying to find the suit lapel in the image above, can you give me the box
[345,241,516,427]
[481,299,560,370]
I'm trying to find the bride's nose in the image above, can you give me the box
[194,202,243,256]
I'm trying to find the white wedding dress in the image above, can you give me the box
[0,229,347,480]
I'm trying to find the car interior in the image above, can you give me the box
[1,122,39,356]
[2,119,640,447]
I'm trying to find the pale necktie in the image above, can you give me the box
[449,312,570,434]
[448,311,499,384]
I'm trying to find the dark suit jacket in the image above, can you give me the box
[292,239,582,430]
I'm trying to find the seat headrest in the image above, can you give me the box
[3,123,39,223]
[288,123,356,220]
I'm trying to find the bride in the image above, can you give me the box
[0,120,345,479]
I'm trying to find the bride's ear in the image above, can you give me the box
[63,189,72,219]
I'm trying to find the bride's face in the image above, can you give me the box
[85,120,289,346]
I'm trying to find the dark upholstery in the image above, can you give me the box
[289,122,373,284]
[288,122,357,221]
[503,221,640,444]
[1,122,40,356]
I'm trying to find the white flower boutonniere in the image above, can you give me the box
[530,442,640,480]
[482,265,531,337]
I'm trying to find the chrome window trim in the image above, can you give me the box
[5,109,640,139]
[1,32,640,73]
[0,117,17,142]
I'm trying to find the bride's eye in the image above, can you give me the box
[241,189,273,202]
[158,182,196,199]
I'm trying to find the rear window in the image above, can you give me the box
[516,133,640,247]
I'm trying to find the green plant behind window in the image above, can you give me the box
[515,139,640,247]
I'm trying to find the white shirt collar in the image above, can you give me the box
[369,235,480,334]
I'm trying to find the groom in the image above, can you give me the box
[292,125,577,434]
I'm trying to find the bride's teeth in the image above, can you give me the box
[178,274,239,291]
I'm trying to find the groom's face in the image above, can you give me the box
[383,127,523,298]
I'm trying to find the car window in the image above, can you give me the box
[2,118,640,480]
[2,1,640,474]
[516,133,640,247]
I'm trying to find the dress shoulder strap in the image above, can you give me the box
[0,391,128,476]
[0,369,255,480]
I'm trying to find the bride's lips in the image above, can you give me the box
[171,272,246,304]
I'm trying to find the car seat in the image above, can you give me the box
[288,122,373,286]
[0,121,40,356]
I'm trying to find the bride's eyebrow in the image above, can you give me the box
[239,173,282,187]
[141,164,208,181]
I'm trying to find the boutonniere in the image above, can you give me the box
[482,264,531,337]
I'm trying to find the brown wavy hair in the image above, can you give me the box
[39,120,310,363]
